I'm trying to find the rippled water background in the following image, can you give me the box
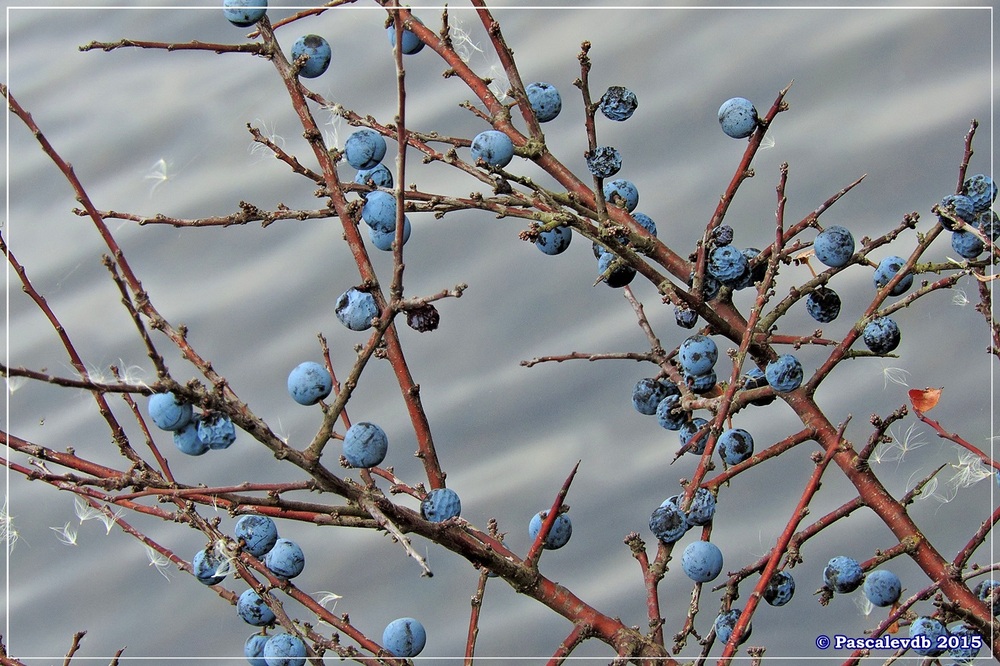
[4,2,994,661]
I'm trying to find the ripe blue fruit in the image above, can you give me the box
[529,511,572,549]
[938,194,975,229]
[598,86,638,121]
[951,228,984,258]
[948,624,982,661]
[679,417,709,454]
[765,354,803,393]
[975,578,1000,615]
[602,179,639,211]
[962,173,997,213]
[174,419,209,456]
[369,215,411,251]
[862,569,901,607]
[470,130,514,168]
[714,608,751,644]
[674,305,698,329]
[586,146,622,179]
[345,129,388,170]
[741,367,775,406]
[354,163,393,188]
[663,488,716,526]
[290,35,331,79]
[192,547,228,585]
[707,245,749,284]
[908,616,947,657]
[223,0,267,27]
[245,633,269,666]
[678,335,718,376]
[238,589,276,626]
[343,421,389,468]
[265,538,305,579]
[763,570,795,606]
[711,224,734,247]
[234,515,278,557]
[873,255,913,295]
[335,288,380,331]
[975,209,998,240]
[718,97,758,139]
[361,190,397,232]
[406,304,439,332]
[197,412,236,450]
[717,428,754,465]
[534,226,572,255]
[813,226,855,268]
[597,251,636,288]
[687,271,720,301]
[382,617,426,658]
[862,316,901,355]
[681,540,724,583]
[632,378,680,416]
[386,19,425,55]
[287,361,333,406]
[632,212,657,237]
[823,555,863,594]
[805,286,841,323]
[526,82,561,122]
[685,370,716,394]
[148,392,193,431]
[732,247,767,290]
[421,488,462,522]
[649,502,688,544]
[655,394,687,431]
[263,633,307,666]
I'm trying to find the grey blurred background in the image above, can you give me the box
[3,1,994,662]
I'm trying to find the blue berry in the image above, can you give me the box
[354,163,393,189]
[805,286,841,323]
[679,417,709,454]
[975,209,998,240]
[148,392,194,431]
[632,212,657,237]
[287,361,333,406]
[597,251,636,288]
[598,86,638,121]
[765,354,803,393]
[343,422,388,468]
[664,488,716,526]
[470,130,514,168]
[245,633,269,666]
[197,412,236,450]
[382,617,426,658]
[863,569,901,607]
[361,190,397,232]
[602,179,639,211]
[714,608,751,644]
[873,255,913,295]
[733,247,767,289]
[655,394,687,431]
[234,515,279,557]
[344,129,387,170]
[938,194,975,229]
[948,624,982,661]
[263,633,307,666]
[290,35,331,79]
[223,0,267,27]
[174,419,209,456]
[534,226,572,255]
[974,579,999,615]
[369,215,411,251]
[648,502,688,544]
[674,305,698,329]
[237,589,276,626]
[711,225,734,247]
[718,97,758,139]
[813,226,855,268]
[335,288,380,331]
[386,18,425,55]
[687,271,721,301]
[763,570,795,606]
[528,511,572,549]
[265,538,305,579]
[963,173,997,213]
[406,304,440,332]
[908,616,948,657]
[632,378,679,416]
[421,488,462,522]
[192,547,228,585]
[717,428,754,466]
[681,540,724,583]
[823,555,863,594]
[525,82,561,122]
[707,245,749,284]
[586,146,622,179]
[951,229,984,258]
[862,316,901,355]
[741,367,775,407]
[685,370,717,395]
[678,335,718,376]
